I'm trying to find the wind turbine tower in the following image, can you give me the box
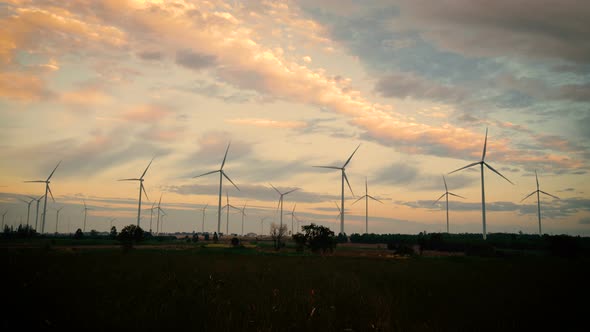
[314,144,360,234]
[24,161,60,234]
[19,196,35,227]
[55,207,64,233]
[449,128,513,240]
[352,177,383,234]
[433,176,465,233]
[200,204,208,233]
[521,170,559,236]
[193,143,240,234]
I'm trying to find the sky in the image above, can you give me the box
[1,0,589,236]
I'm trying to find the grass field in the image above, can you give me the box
[2,246,588,331]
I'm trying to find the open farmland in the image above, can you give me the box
[2,246,588,331]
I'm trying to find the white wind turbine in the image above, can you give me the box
[352,177,383,234]
[433,176,465,233]
[54,206,64,234]
[238,202,248,236]
[270,184,298,231]
[259,216,268,236]
[149,201,156,233]
[193,143,240,234]
[285,204,300,235]
[155,194,164,234]
[200,204,208,233]
[313,144,360,234]
[222,192,240,235]
[521,170,559,236]
[81,200,93,232]
[449,128,513,240]
[32,194,44,231]
[118,158,154,227]
[24,161,61,234]
[18,196,36,227]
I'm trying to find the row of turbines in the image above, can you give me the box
[3,128,558,240]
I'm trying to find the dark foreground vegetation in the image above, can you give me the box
[2,246,589,331]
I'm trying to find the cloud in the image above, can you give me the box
[226,118,307,129]
[0,71,51,101]
[375,71,468,103]
[121,104,172,123]
[175,49,216,70]
[60,85,111,106]
[579,217,590,225]
[137,51,163,61]
[373,162,476,191]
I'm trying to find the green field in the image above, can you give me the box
[2,246,588,331]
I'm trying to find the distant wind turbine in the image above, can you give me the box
[54,206,64,233]
[82,200,93,232]
[449,128,513,240]
[521,170,559,236]
[259,216,268,236]
[222,192,240,235]
[118,157,154,227]
[33,194,44,231]
[352,177,383,234]
[109,218,117,230]
[313,144,360,234]
[160,210,167,234]
[270,184,298,231]
[149,201,156,232]
[334,202,342,220]
[237,202,248,236]
[200,204,208,233]
[193,142,240,234]
[155,194,164,234]
[433,176,465,233]
[285,204,300,235]
[18,196,35,227]
[24,161,60,234]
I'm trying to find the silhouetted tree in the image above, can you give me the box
[110,226,117,238]
[301,223,336,254]
[192,233,199,242]
[292,233,307,252]
[204,233,210,241]
[213,232,219,243]
[231,237,240,247]
[74,228,84,239]
[117,225,144,249]
[270,222,288,250]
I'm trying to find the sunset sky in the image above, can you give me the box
[1,0,589,236]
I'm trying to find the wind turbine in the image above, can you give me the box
[313,144,360,234]
[352,177,383,234]
[259,216,268,236]
[18,196,35,227]
[193,142,240,234]
[238,202,248,236]
[149,201,156,233]
[54,206,64,234]
[32,194,44,231]
[200,204,208,233]
[334,202,342,220]
[222,192,240,235]
[155,194,164,234]
[521,170,559,236]
[160,210,167,234]
[82,200,93,232]
[1,210,7,229]
[24,161,61,234]
[449,128,513,240]
[109,218,117,230]
[270,184,298,231]
[433,176,465,233]
[118,157,153,227]
[285,204,300,235]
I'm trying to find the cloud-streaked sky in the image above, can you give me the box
[1,0,589,236]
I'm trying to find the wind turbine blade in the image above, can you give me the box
[47,185,55,202]
[151,202,156,209]
[26,195,37,200]
[481,127,488,161]
[449,162,480,174]
[433,193,446,204]
[292,203,296,213]
[284,188,298,195]
[24,180,46,183]
[334,201,341,212]
[193,170,219,178]
[47,160,62,181]
[443,175,448,192]
[158,193,163,206]
[540,190,560,200]
[18,198,29,204]
[483,162,514,185]
[84,200,87,209]
[343,144,361,167]
[312,166,341,170]
[141,183,149,201]
[520,191,537,202]
[368,195,383,203]
[269,183,281,195]
[535,170,539,190]
[343,171,354,197]
[352,195,365,205]
[448,192,466,199]
[222,171,240,191]
[118,178,140,181]
[140,157,154,179]
[221,142,231,169]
